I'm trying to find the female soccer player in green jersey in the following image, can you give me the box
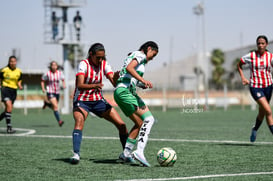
[114,41,158,167]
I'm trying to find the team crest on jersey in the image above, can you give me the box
[257,92,261,97]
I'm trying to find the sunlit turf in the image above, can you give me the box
[0,107,273,180]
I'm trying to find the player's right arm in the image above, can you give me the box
[0,70,3,88]
[41,80,46,93]
[0,70,3,79]
[126,59,153,88]
[76,61,103,90]
[17,72,23,90]
[237,60,249,85]
[41,73,47,93]
[75,74,103,91]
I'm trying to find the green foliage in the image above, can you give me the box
[212,66,225,87]
[0,108,273,180]
[227,57,242,90]
[67,45,85,68]
[232,57,241,71]
[211,49,224,66]
[210,49,225,89]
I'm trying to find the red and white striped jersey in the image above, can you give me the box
[74,59,113,101]
[42,70,64,94]
[241,51,273,88]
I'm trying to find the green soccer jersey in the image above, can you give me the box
[116,51,147,93]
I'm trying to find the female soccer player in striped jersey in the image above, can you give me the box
[70,43,128,164]
[114,41,159,167]
[238,35,273,142]
[41,61,65,127]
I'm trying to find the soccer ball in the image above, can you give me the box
[157,147,177,166]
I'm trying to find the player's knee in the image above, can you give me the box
[74,119,84,130]
[73,111,86,126]
[135,121,143,129]
[6,106,13,113]
[52,104,58,110]
[257,115,264,122]
[118,123,127,133]
[265,109,272,116]
[265,108,272,116]
[120,122,126,129]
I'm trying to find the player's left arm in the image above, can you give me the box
[17,72,23,90]
[269,53,273,75]
[0,71,3,88]
[60,71,66,89]
[62,79,66,89]
[104,61,119,87]
[107,71,119,87]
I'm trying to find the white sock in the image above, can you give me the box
[136,114,155,154]
[124,138,136,157]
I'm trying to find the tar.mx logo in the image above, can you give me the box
[181,95,204,113]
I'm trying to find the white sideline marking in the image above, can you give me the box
[1,129,273,180]
[114,171,273,181]
[0,127,36,136]
[1,131,273,145]
[149,138,273,145]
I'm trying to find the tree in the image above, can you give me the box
[67,44,84,68]
[232,57,240,72]
[210,49,225,89]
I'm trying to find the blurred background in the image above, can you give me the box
[1,0,273,113]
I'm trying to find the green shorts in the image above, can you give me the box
[114,87,145,117]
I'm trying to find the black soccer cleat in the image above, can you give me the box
[7,126,16,134]
[58,120,64,127]
[42,101,47,109]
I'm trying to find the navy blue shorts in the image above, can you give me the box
[249,85,273,101]
[73,99,112,117]
[47,93,60,101]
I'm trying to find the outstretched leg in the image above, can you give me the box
[132,110,155,167]
[4,100,15,134]
[101,108,128,149]
[49,97,63,127]
[250,106,265,142]
[256,97,273,133]
[71,107,88,164]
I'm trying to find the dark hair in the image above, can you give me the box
[256,35,268,44]
[48,61,59,70]
[139,41,159,54]
[8,55,17,67]
[9,55,16,61]
[87,43,105,58]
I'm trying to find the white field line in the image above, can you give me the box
[0,128,273,145]
[1,128,273,180]
[0,127,36,136]
[114,171,273,181]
